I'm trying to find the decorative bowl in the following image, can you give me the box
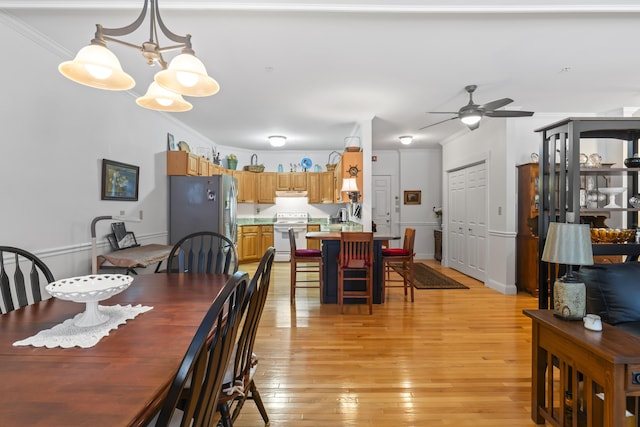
[46,274,134,327]
[630,195,640,208]
[624,157,640,168]
[590,228,636,244]
[598,187,626,208]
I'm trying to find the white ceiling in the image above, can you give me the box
[4,1,640,151]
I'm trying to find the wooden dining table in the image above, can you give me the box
[0,273,230,426]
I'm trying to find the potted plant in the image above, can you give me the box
[433,206,443,228]
[227,153,238,170]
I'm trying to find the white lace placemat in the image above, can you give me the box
[13,304,153,349]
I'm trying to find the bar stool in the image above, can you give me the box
[289,228,323,304]
[338,231,374,314]
[381,228,415,302]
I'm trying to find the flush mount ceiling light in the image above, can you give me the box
[269,135,286,147]
[399,135,413,145]
[58,0,219,112]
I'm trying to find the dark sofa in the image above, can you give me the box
[577,263,640,336]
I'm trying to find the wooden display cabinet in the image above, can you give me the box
[516,162,540,296]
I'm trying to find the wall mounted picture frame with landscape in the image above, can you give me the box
[101,159,139,201]
[404,190,421,205]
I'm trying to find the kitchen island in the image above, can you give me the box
[306,231,400,304]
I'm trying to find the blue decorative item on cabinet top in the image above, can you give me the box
[278,164,283,172]
[300,157,312,171]
[314,164,321,172]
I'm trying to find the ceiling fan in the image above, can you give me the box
[420,84,534,131]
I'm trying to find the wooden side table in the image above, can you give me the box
[524,309,640,427]
[434,229,442,262]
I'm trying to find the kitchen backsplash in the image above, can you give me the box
[237,197,361,224]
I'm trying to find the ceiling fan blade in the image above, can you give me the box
[418,116,458,130]
[485,110,535,118]
[481,98,513,111]
[428,111,459,115]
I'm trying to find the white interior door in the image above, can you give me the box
[447,163,487,282]
[372,175,392,235]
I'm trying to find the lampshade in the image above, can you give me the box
[460,110,482,126]
[541,222,594,267]
[340,178,359,193]
[399,135,413,145]
[154,53,220,97]
[58,44,135,91]
[136,82,193,112]
[269,135,286,147]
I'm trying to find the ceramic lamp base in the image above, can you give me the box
[553,279,586,320]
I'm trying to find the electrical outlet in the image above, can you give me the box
[139,210,143,220]
[498,206,502,215]
[120,210,125,216]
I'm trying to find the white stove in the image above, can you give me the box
[273,212,309,262]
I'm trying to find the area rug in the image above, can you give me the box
[390,263,469,290]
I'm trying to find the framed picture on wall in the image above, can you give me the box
[101,159,139,201]
[404,190,421,205]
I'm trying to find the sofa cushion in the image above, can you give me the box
[576,263,640,325]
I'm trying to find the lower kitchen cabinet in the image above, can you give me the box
[307,224,321,250]
[239,224,274,262]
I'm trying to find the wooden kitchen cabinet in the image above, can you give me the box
[307,224,321,250]
[166,151,199,176]
[340,151,363,202]
[306,173,321,203]
[257,173,276,204]
[238,225,260,261]
[276,172,307,191]
[232,170,256,203]
[260,225,274,254]
[321,171,336,203]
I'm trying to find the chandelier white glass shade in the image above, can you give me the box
[399,135,413,145]
[459,109,482,126]
[59,44,135,91]
[136,82,192,112]
[269,135,286,147]
[58,0,218,112]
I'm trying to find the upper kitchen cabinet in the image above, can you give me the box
[307,173,322,204]
[257,172,276,204]
[232,170,256,203]
[276,172,307,191]
[166,151,200,176]
[340,151,363,202]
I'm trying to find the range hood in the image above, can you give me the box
[275,190,308,197]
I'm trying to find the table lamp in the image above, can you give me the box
[541,222,594,320]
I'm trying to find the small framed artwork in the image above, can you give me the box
[167,132,177,151]
[404,190,421,205]
[101,159,140,201]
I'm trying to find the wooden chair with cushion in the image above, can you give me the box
[154,271,249,427]
[0,246,54,314]
[218,247,275,427]
[381,228,415,302]
[166,231,238,274]
[338,232,374,314]
[289,228,323,304]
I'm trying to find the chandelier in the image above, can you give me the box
[58,0,219,113]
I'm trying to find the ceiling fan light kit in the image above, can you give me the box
[58,0,218,112]
[420,84,534,131]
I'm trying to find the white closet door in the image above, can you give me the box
[447,162,487,282]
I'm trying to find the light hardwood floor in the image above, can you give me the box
[234,259,541,426]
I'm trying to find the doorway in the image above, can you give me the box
[447,162,487,282]
[372,175,392,235]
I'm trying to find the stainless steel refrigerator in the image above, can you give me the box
[169,175,238,245]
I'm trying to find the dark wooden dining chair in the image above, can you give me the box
[289,228,323,304]
[338,232,374,314]
[154,271,249,427]
[0,246,54,314]
[218,247,275,427]
[381,228,416,302]
[166,231,239,274]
